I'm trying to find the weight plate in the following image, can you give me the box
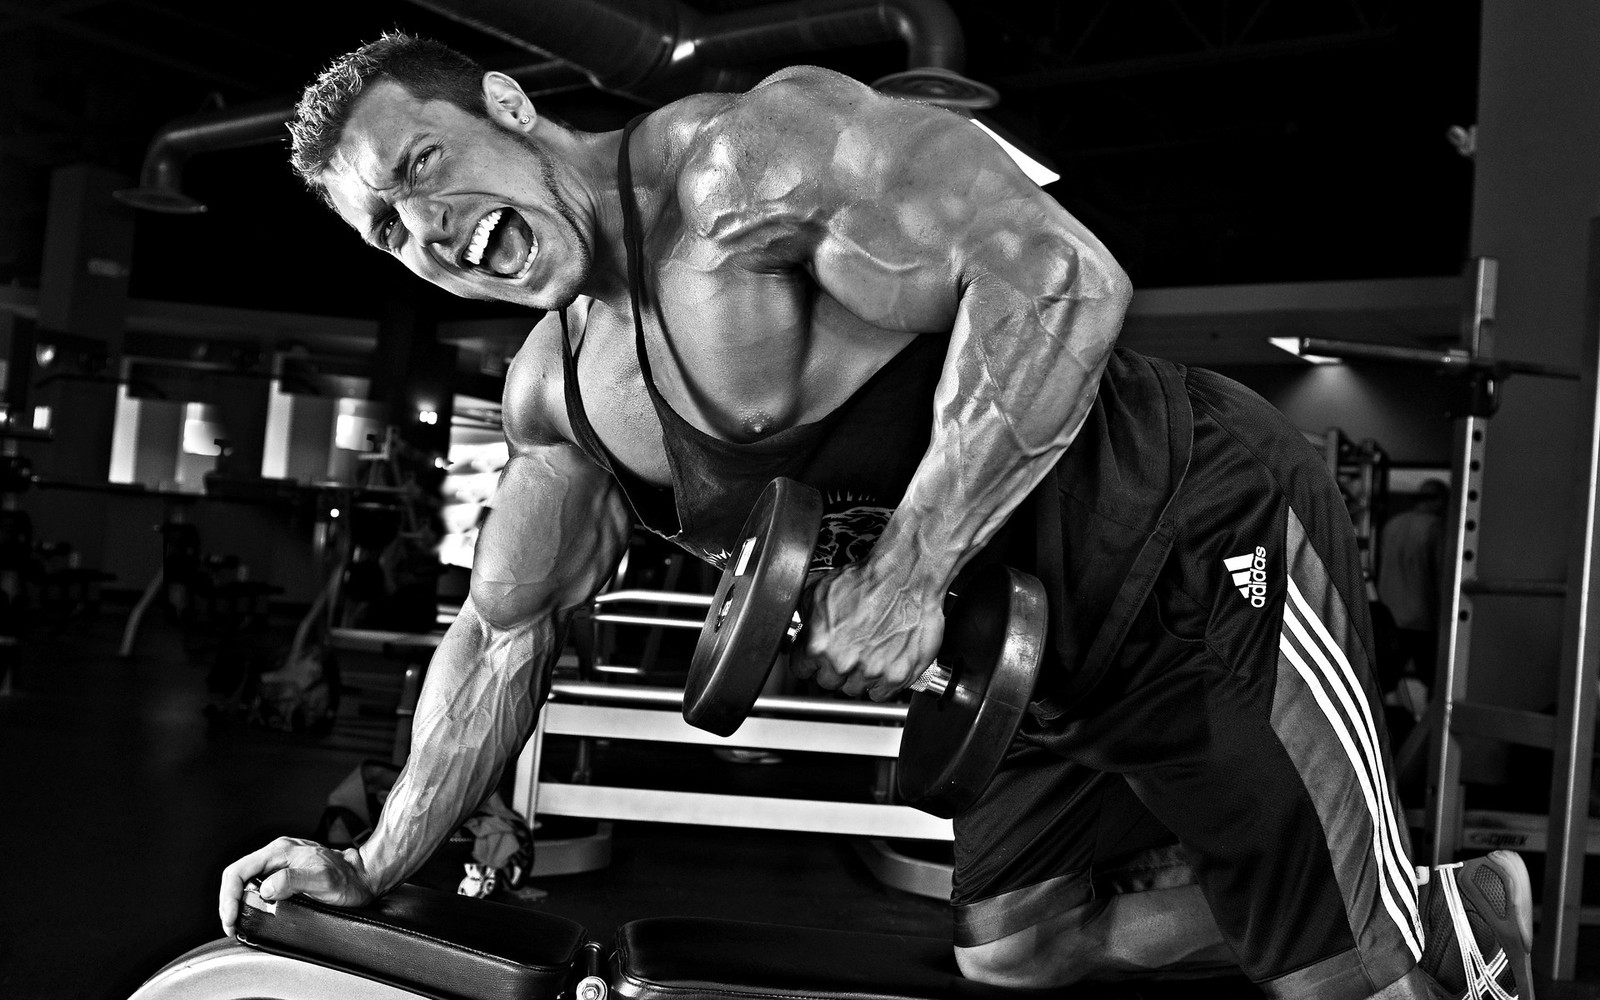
[896,565,1047,818]
[683,478,823,737]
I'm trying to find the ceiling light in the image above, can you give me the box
[1269,337,1341,365]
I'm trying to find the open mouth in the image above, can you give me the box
[462,207,537,279]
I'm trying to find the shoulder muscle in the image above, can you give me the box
[680,67,1093,328]
[501,304,586,450]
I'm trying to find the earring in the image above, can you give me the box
[519,116,530,124]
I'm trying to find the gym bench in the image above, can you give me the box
[129,881,1148,1000]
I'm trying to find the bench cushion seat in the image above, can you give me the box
[611,917,1089,1000]
[238,882,587,1000]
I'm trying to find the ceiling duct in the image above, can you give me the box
[118,0,993,214]
[113,99,295,214]
[402,0,994,105]
[114,61,588,214]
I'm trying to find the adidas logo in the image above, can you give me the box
[1224,546,1270,608]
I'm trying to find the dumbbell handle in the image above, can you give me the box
[909,662,952,698]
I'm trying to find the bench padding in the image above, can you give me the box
[610,917,1125,1000]
[237,882,587,1000]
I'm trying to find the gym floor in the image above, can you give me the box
[2,603,1598,1000]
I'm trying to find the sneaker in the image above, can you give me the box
[1418,850,1536,1000]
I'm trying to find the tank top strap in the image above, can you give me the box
[557,306,615,477]
[616,112,672,413]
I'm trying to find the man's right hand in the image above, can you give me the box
[218,836,378,939]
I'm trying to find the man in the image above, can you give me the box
[220,33,1534,1000]
[1378,478,1450,688]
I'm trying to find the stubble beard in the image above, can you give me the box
[528,135,592,312]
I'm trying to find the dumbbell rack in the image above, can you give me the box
[514,677,955,899]
[1303,246,1600,979]
[513,585,956,900]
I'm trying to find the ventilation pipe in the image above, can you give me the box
[118,0,994,213]
[402,0,997,106]
[113,100,294,214]
[114,61,588,214]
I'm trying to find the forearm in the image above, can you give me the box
[357,602,560,894]
[880,261,1130,596]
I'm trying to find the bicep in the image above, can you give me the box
[469,441,630,629]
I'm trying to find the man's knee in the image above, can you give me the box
[954,886,1233,987]
[953,904,1109,989]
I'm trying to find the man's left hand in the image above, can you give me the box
[791,563,945,701]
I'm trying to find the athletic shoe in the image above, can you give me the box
[1417,850,1535,1000]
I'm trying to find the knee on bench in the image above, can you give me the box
[955,899,1118,990]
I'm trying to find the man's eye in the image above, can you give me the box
[410,146,437,185]
[379,215,400,250]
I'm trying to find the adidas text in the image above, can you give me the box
[1224,546,1270,608]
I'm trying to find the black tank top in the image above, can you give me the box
[560,114,949,570]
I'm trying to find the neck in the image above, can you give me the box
[542,118,657,316]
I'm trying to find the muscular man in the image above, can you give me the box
[220,33,1534,1000]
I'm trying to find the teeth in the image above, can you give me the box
[465,208,504,266]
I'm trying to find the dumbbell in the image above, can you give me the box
[681,477,1047,818]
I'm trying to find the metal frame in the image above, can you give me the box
[512,681,955,846]
[1539,220,1600,975]
[1425,257,1499,865]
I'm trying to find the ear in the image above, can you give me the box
[482,72,535,131]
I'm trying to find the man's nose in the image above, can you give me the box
[398,198,451,250]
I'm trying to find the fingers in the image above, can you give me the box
[217,836,321,939]
[801,650,880,699]
[791,567,945,701]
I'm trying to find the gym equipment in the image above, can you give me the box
[0,430,118,692]
[1300,427,1387,593]
[117,491,288,660]
[682,477,1047,819]
[127,881,1228,1000]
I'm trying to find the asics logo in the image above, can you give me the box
[1224,546,1269,608]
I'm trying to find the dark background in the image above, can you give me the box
[0,0,1480,323]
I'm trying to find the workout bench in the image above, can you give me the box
[127,881,1128,1000]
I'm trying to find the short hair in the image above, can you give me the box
[289,31,489,191]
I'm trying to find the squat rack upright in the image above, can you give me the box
[1299,238,1600,980]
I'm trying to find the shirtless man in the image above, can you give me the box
[219,33,1535,1000]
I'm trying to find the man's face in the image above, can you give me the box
[321,78,589,308]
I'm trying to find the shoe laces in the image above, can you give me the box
[1420,862,1515,1000]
